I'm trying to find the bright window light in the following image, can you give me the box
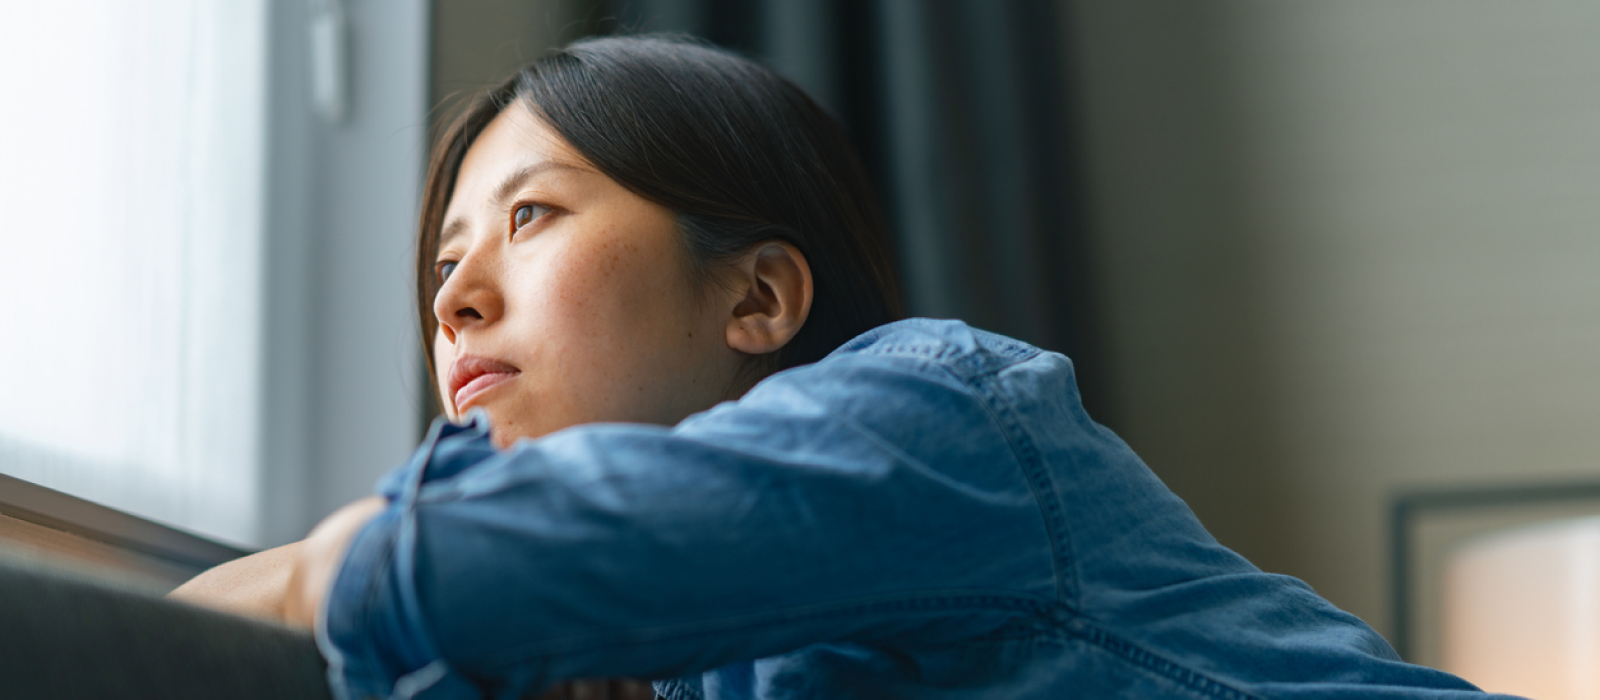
[0,1,268,547]
[1443,516,1600,699]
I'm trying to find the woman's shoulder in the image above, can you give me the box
[819,318,1054,380]
[728,318,1088,441]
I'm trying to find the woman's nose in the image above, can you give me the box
[432,252,503,344]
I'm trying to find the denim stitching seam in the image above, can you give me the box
[956,360,1080,610]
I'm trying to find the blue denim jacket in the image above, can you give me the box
[318,319,1512,700]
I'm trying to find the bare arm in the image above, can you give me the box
[168,496,385,627]
[168,540,305,623]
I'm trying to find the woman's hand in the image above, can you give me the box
[283,495,388,628]
[168,540,305,621]
[173,497,654,696]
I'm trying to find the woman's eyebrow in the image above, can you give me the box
[491,160,587,206]
[439,218,469,251]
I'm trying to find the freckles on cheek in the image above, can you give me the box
[546,237,628,321]
[535,228,686,352]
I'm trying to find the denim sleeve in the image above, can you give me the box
[316,347,1060,700]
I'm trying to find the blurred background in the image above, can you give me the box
[4,1,1600,694]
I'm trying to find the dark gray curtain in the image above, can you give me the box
[609,0,1108,420]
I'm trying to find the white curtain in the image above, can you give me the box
[0,1,267,547]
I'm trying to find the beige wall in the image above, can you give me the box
[1069,0,1600,647]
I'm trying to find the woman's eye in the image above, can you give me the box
[513,203,548,230]
[436,261,458,284]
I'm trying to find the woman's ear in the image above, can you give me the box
[724,241,813,355]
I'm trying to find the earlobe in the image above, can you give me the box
[725,241,813,356]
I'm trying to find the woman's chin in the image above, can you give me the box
[476,410,554,449]
[457,400,603,449]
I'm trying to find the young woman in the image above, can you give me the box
[175,35,1513,700]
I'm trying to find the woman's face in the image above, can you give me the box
[432,102,747,446]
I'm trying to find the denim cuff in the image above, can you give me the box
[316,412,499,700]
[375,410,497,499]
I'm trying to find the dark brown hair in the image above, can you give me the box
[417,35,902,398]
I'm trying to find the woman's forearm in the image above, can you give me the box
[168,540,306,623]
[167,495,385,629]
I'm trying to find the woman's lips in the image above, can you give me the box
[454,371,517,411]
[448,355,522,411]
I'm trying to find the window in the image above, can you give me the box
[0,0,427,551]
[0,2,267,547]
